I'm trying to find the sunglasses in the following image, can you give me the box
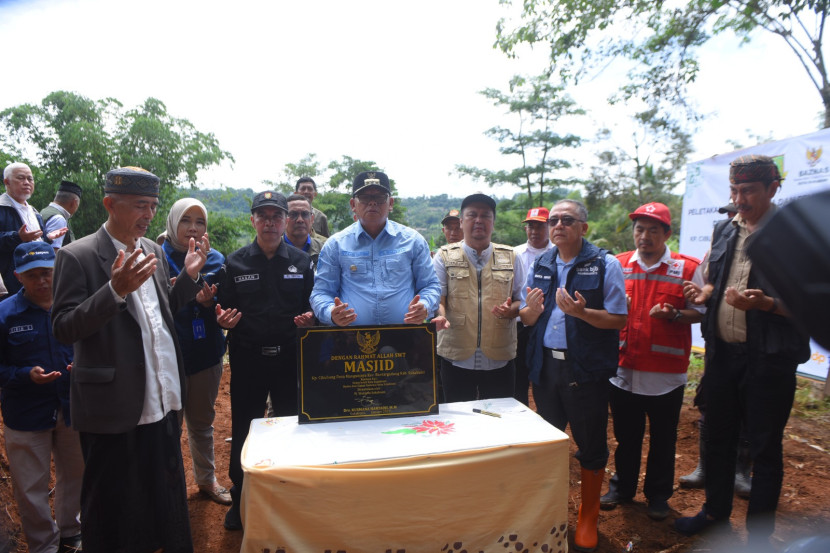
[547,216,584,227]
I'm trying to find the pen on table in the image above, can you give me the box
[472,408,501,418]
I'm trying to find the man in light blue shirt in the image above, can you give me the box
[311,171,440,326]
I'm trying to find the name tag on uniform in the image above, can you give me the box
[9,325,33,334]
[192,318,206,340]
[284,274,304,279]
[534,274,551,280]
[234,274,259,283]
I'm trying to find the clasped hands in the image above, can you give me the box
[332,295,428,327]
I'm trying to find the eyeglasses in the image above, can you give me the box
[287,211,312,220]
[547,216,583,227]
[254,213,285,223]
[355,193,389,204]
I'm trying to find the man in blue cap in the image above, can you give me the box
[0,241,82,553]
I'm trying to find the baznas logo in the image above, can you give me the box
[807,146,823,167]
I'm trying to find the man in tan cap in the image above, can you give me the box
[52,167,214,553]
[440,209,463,245]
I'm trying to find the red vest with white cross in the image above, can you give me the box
[616,250,700,374]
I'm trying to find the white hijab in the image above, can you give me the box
[166,198,208,253]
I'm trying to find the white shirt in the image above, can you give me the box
[513,240,553,322]
[610,246,705,396]
[7,195,43,241]
[105,227,182,424]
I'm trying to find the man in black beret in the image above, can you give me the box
[52,166,215,553]
[41,180,82,251]
[675,155,810,549]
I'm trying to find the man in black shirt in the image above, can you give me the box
[217,191,314,531]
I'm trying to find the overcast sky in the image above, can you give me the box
[0,0,823,198]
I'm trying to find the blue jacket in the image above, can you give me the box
[0,289,74,430]
[162,241,227,375]
[526,239,620,384]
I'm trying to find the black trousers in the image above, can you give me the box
[703,340,797,539]
[228,341,298,504]
[608,383,685,502]
[440,358,515,403]
[513,322,532,405]
[532,353,610,470]
[79,412,193,553]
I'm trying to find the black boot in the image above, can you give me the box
[679,430,706,489]
[734,439,752,499]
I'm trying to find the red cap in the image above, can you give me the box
[629,202,671,226]
[523,206,550,223]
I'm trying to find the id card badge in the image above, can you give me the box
[192,318,206,340]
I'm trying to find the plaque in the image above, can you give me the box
[297,324,439,423]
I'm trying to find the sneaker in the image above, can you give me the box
[599,489,632,510]
[59,534,82,553]
[674,509,723,536]
[199,482,233,505]
[224,504,243,531]
[647,499,670,521]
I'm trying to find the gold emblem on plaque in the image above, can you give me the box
[356,330,381,354]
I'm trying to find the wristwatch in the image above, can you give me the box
[672,309,683,322]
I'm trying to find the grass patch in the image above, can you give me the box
[684,353,830,419]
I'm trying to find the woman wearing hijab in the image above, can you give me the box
[163,198,233,505]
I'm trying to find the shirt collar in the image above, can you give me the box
[101,223,139,252]
[49,201,71,219]
[355,218,397,239]
[283,233,311,251]
[629,245,672,266]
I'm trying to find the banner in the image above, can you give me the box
[681,128,830,380]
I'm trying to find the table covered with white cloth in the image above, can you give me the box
[240,397,570,553]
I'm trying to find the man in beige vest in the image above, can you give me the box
[431,193,525,402]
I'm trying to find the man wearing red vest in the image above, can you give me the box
[600,202,704,521]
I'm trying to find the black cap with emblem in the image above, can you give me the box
[104,167,160,197]
[251,191,288,213]
[352,171,391,197]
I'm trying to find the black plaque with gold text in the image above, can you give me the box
[297,324,438,423]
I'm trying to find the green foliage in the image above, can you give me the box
[457,75,586,207]
[585,109,691,254]
[496,0,830,127]
[0,91,234,239]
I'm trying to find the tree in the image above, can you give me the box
[496,0,830,127]
[0,91,234,238]
[585,109,692,253]
[456,75,585,209]
[324,155,409,231]
[263,153,323,195]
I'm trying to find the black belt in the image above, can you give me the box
[544,347,567,360]
[232,337,282,357]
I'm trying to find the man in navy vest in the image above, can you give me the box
[520,199,627,553]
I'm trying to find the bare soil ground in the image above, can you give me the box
[1,366,828,552]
